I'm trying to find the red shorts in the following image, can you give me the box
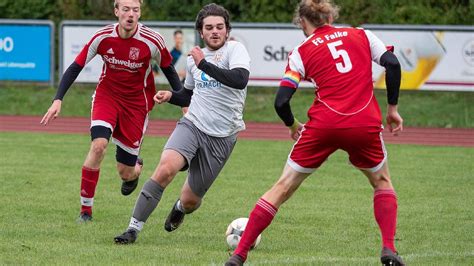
[91,88,148,155]
[288,125,386,173]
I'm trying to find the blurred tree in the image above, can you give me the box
[0,0,472,25]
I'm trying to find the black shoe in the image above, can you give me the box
[225,255,244,266]
[121,157,143,196]
[76,212,92,223]
[114,229,138,244]
[381,247,405,266]
[164,199,185,232]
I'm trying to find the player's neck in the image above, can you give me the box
[118,26,137,39]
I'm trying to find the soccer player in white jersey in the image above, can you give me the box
[114,3,251,244]
[226,0,405,265]
[41,0,183,223]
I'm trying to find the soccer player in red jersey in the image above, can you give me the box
[226,0,405,265]
[40,0,183,223]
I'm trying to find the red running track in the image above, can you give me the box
[1,115,473,147]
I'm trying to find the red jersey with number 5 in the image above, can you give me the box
[74,23,172,110]
[280,25,387,128]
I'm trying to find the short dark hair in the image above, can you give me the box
[174,29,183,36]
[195,3,231,33]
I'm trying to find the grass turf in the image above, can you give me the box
[0,132,472,265]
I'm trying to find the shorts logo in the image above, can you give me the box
[129,47,140,60]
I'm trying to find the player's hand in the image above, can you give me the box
[386,104,403,135]
[154,90,172,104]
[40,99,62,125]
[188,46,205,66]
[288,118,304,141]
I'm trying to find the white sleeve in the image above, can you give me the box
[288,48,305,78]
[184,56,194,90]
[364,30,387,64]
[228,41,251,71]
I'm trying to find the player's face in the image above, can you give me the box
[200,16,228,51]
[115,0,141,35]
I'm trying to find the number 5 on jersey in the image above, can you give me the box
[327,40,352,73]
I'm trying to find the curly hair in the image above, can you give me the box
[195,3,232,33]
[293,0,339,27]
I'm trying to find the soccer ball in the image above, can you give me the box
[225,217,261,250]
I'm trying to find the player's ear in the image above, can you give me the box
[114,8,119,17]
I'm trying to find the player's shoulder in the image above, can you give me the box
[225,40,249,55]
[93,23,116,37]
[138,24,166,48]
[226,40,245,49]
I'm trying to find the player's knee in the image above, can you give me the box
[153,164,177,186]
[90,140,108,156]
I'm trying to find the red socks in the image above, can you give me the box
[234,198,278,261]
[80,166,100,215]
[373,189,398,252]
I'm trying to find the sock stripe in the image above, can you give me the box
[374,189,397,198]
[257,198,277,216]
[82,166,99,172]
[80,196,94,207]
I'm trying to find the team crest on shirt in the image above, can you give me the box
[214,52,223,62]
[129,47,140,60]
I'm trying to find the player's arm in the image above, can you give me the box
[154,87,193,107]
[170,87,193,107]
[274,86,303,141]
[197,60,249,90]
[380,50,403,133]
[54,62,83,101]
[40,62,83,125]
[366,29,403,134]
[160,64,184,92]
[379,51,401,105]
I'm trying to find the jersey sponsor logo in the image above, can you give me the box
[103,55,144,70]
[129,47,140,60]
[201,71,210,81]
[197,71,221,89]
[107,48,114,54]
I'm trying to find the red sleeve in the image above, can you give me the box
[159,47,173,68]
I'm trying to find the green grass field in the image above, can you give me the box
[0,84,473,128]
[0,132,472,265]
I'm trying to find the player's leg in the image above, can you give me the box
[114,149,187,244]
[228,124,332,265]
[228,164,310,265]
[78,126,111,222]
[111,107,148,195]
[165,129,237,232]
[361,164,404,265]
[114,118,196,244]
[164,180,201,232]
[346,127,404,265]
[115,146,143,196]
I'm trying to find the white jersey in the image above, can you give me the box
[183,41,251,137]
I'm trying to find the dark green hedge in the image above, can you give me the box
[1,0,473,26]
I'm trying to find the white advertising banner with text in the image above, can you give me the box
[62,24,473,91]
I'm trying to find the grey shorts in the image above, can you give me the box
[164,117,237,198]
